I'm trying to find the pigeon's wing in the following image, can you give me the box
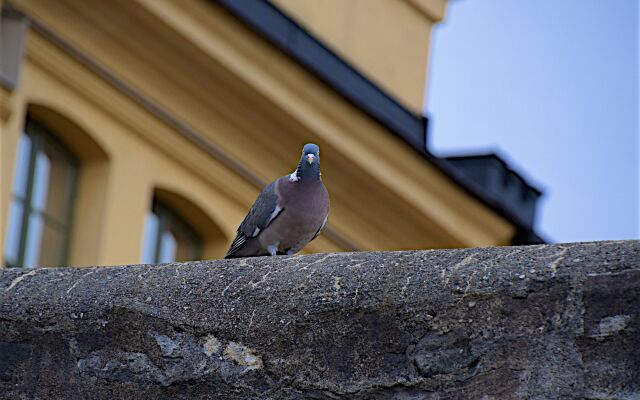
[238,180,284,237]
[225,179,284,258]
[310,215,328,242]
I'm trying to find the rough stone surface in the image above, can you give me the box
[0,241,638,399]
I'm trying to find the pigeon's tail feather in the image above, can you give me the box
[224,237,269,259]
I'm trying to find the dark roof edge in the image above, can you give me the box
[426,154,547,242]
[213,0,546,243]
[213,0,427,150]
[445,153,544,196]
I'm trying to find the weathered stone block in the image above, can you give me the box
[0,241,638,399]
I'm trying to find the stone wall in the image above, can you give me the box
[1,241,638,399]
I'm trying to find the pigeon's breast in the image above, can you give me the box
[258,179,329,253]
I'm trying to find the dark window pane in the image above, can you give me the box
[31,141,75,223]
[172,226,198,262]
[38,223,66,267]
[159,230,177,263]
[23,213,44,268]
[141,212,160,264]
[30,150,51,213]
[4,200,25,266]
[12,134,32,197]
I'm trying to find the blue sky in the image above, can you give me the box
[425,0,639,243]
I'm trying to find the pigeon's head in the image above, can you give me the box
[294,143,321,181]
[302,143,320,165]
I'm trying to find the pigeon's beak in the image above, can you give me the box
[306,154,315,164]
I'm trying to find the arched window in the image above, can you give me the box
[140,188,227,263]
[4,117,78,267]
[141,198,202,264]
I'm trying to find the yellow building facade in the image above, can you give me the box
[1,0,541,268]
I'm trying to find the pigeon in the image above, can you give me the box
[224,143,330,258]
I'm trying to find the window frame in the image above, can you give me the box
[5,117,79,267]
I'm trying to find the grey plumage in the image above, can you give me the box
[225,143,329,258]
